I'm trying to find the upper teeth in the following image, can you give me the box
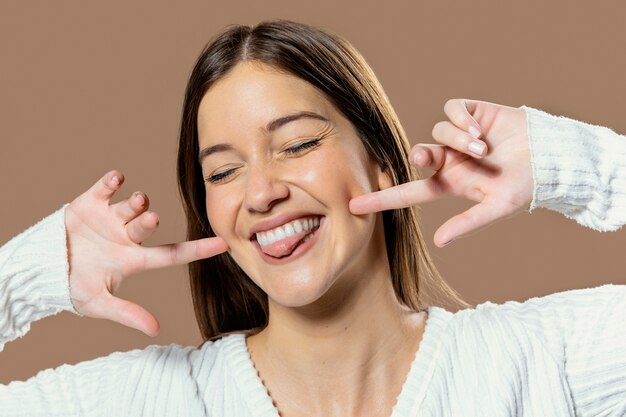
[256,217,320,247]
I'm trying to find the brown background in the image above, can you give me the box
[1,0,625,383]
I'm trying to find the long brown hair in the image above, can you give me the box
[177,20,470,341]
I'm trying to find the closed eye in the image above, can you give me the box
[205,138,322,184]
[205,168,237,184]
[284,138,322,155]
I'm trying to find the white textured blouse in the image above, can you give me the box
[0,106,625,416]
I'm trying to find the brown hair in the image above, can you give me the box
[177,20,470,341]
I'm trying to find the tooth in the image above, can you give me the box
[255,216,324,248]
[274,228,286,241]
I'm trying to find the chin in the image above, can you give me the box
[263,271,336,308]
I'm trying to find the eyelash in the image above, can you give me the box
[283,137,322,155]
[206,170,234,184]
[205,138,322,184]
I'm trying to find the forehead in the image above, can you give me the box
[197,61,334,145]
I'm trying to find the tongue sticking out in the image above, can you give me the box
[259,229,314,258]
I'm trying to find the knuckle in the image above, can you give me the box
[195,242,204,259]
[458,134,471,148]
[396,185,412,205]
[444,98,456,110]
[169,245,179,264]
[140,250,150,270]
[444,98,463,115]
[431,121,445,138]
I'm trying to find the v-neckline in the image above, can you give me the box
[222,306,453,417]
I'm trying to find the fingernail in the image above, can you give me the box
[468,141,486,157]
[111,175,120,186]
[412,152,423,165]
[135,193,144,204]
[468,126,481,139]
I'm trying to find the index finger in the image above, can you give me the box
[349,178,445,215]
[141,236,229,270]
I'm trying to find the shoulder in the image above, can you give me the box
[189,333,245,377]
[471,284,624,337]
[440,284,624,362]
[447,284,623,332]
[451,283,623,326]
[45,334,241,379]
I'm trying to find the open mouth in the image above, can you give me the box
[251,215,324,263]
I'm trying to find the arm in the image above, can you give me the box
[350,99,626,246]
[0,208,198,415]
[0,171,228,414]
[493,284,626,416]
[0,341,202,416]
[0,205,78,352]
[523,106,626,232]
[518,108,626,413]
[351,99,626,412]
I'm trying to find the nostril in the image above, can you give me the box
[242,177,290,214]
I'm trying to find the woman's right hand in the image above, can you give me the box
[64,170,228,336]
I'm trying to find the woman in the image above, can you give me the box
[1,20,624,416]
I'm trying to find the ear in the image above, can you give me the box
[376,165,394,191]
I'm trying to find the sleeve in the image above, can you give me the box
[521,106,626,232]
[0,208,208,415]
[494,284,626,417]
[0,204,80,353]
[0,343,201,416]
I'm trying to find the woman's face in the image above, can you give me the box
[197,61,391,308]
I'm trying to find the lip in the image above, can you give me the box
[248,211,324,239]
[252,216,325,265]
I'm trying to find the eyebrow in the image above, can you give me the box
[198,111,329,163]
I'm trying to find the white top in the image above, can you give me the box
[0,106,625,416]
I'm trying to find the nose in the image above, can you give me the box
[243,163,289,213]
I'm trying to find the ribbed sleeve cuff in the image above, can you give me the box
[18,204,79,314]
[521,106,626,232]
[0,204,81,350]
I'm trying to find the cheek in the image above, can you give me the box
[298,145,377,199]
[205,188,240,238]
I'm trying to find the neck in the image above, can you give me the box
[246,245,426,415]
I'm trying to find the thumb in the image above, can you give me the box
[433,196,504,247]
[96,293,160,336]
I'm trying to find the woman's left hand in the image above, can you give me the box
[349,99,535,247]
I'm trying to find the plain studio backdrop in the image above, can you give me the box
[1,0,625,383]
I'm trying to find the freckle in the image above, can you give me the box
[344,327,348,331]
